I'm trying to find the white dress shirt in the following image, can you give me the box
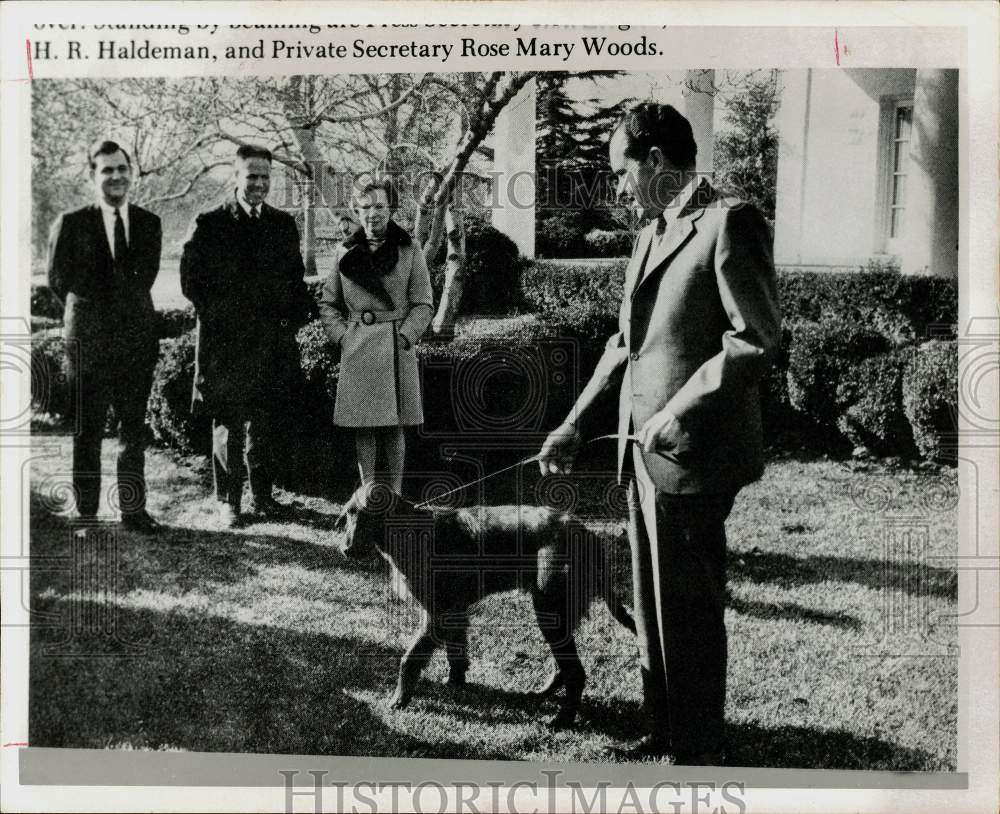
[236,190,261,219]
[98,198,129,258]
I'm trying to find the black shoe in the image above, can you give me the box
[610,733,672,761]
[121,510,161,533]
[251,497,294,519]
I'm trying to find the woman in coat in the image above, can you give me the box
[318,180,433,495]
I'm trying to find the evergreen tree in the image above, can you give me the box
[535,72,623,256]
[713,72,781,220]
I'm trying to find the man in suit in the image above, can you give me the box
[538,103,781,764]
[180,144,314,528]
[47,140,163,532]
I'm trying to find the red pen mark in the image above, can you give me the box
[834,29,840,66]
[26,39,34,80]
[4,742,29,748]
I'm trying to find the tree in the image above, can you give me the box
[535,72,624,257]
[710,71,782,220]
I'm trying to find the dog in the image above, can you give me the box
[334,487,635,728]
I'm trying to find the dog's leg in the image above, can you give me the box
[532,591,586,729]
[444,611,470,686]
[390,622,437,709]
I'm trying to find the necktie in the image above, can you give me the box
[250,205,260,220]
[655,213,668,236]
[113,207,129,277]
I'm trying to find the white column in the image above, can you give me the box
[683,69,716,176]
[772,69,812,266]
[491,76,536,259]
[900,69,959,278]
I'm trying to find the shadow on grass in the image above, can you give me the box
[575,700,945,770]
[727,595,863,631]
[30,600,511,760]
[27,487,951,768]
[728,549,957,600]
[29,490,386,595]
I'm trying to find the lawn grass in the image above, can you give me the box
[28,436,957,769]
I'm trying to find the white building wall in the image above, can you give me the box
[774,69,916,270]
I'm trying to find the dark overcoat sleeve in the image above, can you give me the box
[46,212,73,308]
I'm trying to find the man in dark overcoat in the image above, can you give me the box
[180,144,314,527]
[538,103,781,764]
[47,139,162,532]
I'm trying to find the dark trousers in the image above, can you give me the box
[211,412,275,509]
[629,447,736,753]
[69,361,153,519]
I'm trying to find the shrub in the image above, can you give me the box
[31,284,63,320]
[786,318,890,427]
[31,316,61,334]
[903,341,958,463]
[778,269,958,344]
[584,228,633,258]
[296,319,340,404]
[30,332,71,419]
[521,261,626,315]
[431,218,524,315]
[146,331,210,456]
[536,213,587,258]
[836,349,918,458]
[155,306,197,339]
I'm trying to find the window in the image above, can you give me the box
[877,98,914,255]
[889,105,913,240]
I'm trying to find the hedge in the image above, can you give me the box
[522,262,958,343]
[786,318,891,428]
[30,332,72,419]
[584,228,632,258]
[146,331,210,456]
[521,261,625,318]
[31,257,960,467]
[836,348,917,458]
[31,284,63,320]
[903,341,958,462]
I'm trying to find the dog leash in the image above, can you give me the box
[413,433,639,510]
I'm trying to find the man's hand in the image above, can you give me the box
[537,422,582,475]
[637,411,677,454]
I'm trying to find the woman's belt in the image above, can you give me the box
[347,308,409,325]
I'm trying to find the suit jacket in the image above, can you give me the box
[46,203,162,375]
[180,196,314,417]
[567,181,781,494]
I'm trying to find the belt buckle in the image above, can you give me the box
[360,310,376,325]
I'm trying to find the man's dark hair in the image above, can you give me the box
[614,102,697,169]
[355,178,398,210]
[235,144,273,163]
[88,140,132,171]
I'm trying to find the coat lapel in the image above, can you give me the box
[630,180,714,301]
[623,226,654,301]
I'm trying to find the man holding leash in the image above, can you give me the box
[538,102,781,764]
